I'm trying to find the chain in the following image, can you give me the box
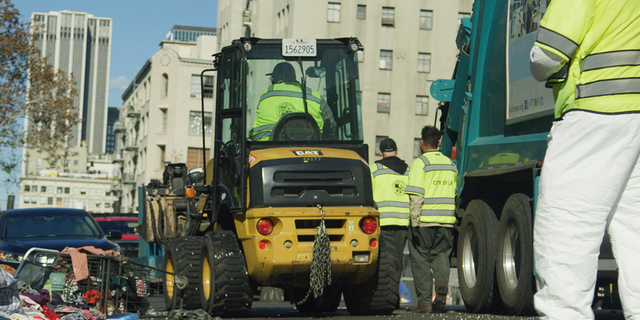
[296,204,332,305]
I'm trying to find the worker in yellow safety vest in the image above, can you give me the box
[404,125,457,314]
[530,0,640,319]
[369,138,412,304]
[249,62,336,141]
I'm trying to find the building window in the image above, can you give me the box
[89,189,95,196]
[161,108,168,133]
[161,73,169,97]
[37,158,42,166]
[420,10,433,30]
[31,197,36,204]
[23,196,29,204]
[357,5,366,19]
[106,191,111,196]
[159,145,166,169]
[416,96,429,115]
[418,53,431,73]
[81,188,86,195]
[327,2,341,22]
[375,136,389,155]
[24,185,30,192]
[377,93,391,113]
[57,187,62,193]
[96,200,102,208]
[105,202,111,208]
[97,189,103,196]
[41,186,46,193]
[379,50,392,70]
[74,188,79,195]
[190,75,214,98]
[40,197,46,205]
[56,197,62,206]
[32,185,37,192]
[414,138,423,158]
[189,111,213,135]
[458,12,471,26]
[187,148,211,170]
[65,187,70,194]
[382,7,395,26]
[47,197,53,205]
[63,198,70,206]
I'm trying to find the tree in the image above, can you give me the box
[0,0,79,179]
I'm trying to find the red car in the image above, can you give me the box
[94,216,139,258]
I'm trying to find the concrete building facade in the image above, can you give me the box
[30,10,112,154]
[113,35,217,213]
[217,0,472,162]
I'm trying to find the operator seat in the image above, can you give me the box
[269,112,320,141]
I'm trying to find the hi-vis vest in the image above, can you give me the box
[249,82,324,141]
[534,0,640,119]
[405,151,457,225]
[369,162,410,227]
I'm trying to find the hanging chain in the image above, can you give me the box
[296,204,332,305]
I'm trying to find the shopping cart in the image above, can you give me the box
[13,247,60,290]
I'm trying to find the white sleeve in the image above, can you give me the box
[529,45,565,82]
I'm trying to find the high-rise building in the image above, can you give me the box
[30,10,112,154]
[166,25,217,42]
[217,0,472,162]
[106,107,120,154]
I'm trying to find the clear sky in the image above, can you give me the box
[0,0,218,210]
[12,0,219,108]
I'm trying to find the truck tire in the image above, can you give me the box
[343,231,399,315]
[496,194,535,315]
[294,285,342,313]
[200,231,252,317]
[458,199,500,313]
[163,237,203,310]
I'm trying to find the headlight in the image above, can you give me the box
[0,251,25,263]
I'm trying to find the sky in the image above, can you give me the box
[0,0,218,209]
[13,0,219,109]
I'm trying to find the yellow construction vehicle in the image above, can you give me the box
[139,38,400,317]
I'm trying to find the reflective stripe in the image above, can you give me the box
[420,209,455,216]
[250,124,275,133]
[376,163,384,170]
[250,131,270,141]
[424,164,458,174]
[536,27,579,59]
[377,201,410,208]
[576,78,640,99]
[380,212,409,219]
[419,155,430,165]
[372,168,400,178]
[380,217,410,227]
[259,90,322,104]
[582,51,640,72]
[422,198,455,205]
[405,186,425,195]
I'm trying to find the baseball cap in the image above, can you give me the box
[266,62,296,82]
[379,138,397,152]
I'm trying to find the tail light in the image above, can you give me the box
[360,217,378,234]
[257,218,274,235]
[185,187,196,198]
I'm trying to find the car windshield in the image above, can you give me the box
[242,43,363,143]
[96,221,136,234]
[1,214,102,239]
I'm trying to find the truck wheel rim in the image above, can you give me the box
[502,222,519,289]
[203,255,211,299]
[461,226,478,287]
[166,258,175,299]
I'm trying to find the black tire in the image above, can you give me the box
[496,194,535,315]
[163,236,204,310]
[200,231,252,317]
[343,232,400,315]
[458,199,500,313]
[294,285,342,313]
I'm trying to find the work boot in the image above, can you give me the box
[432,282,448,312]
[410,305,432,313]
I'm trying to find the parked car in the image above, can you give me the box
[94,216,139,258]
[0,208,121,267]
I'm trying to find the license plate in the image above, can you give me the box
[282,39,317,57]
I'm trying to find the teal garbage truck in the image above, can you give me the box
[430,0,619,315]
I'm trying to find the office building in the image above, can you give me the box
[217,0,472,162]
[166,25,217,42]
[106,107,120,153]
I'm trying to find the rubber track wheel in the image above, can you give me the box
[496,194,535,315]
[200,231,252,317]
[344,231,400,315]
[164,236,204,310]
[458,199,500,313]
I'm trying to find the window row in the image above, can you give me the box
[22,196,114,208]
[379,51,431,72]
[377,93,430,116]
[23,185,111,196]
[328,3,470,29]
